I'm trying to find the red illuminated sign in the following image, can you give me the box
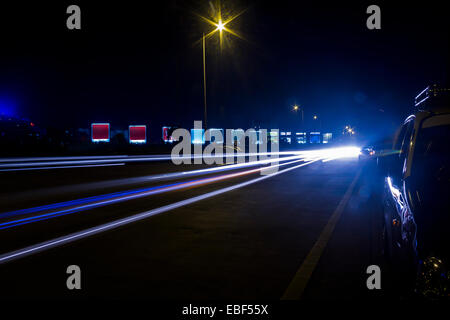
[91,123,110,142]
[162,126,171,143]
[129,125,147,144]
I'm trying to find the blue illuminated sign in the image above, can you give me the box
[191,129,205,144]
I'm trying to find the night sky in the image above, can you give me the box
[0,1,448,141]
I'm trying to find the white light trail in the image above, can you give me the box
[0,159,319,264]
[0,147,359,169]
[0,163,125,172]
[0,156,309,229]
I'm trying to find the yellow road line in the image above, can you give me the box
[281,169,362,300]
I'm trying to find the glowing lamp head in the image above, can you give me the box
[216,20,225,31]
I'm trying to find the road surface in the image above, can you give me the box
[0,152,389,300]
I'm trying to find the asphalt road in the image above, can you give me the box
[0,154,389,300]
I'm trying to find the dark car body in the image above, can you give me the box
[382,87,450,298]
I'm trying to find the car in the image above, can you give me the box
[358,146,375,161]
[380,85,450,298]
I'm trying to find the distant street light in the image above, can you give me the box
[343,125,356,135]
[312,114,322,131]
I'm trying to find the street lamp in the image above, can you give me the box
[343,125,356,135]
[312,114,322,131]
[197,7,245,129]
[292,104,304,128]
[217,20,225,31]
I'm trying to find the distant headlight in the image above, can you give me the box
[416,256,450,298]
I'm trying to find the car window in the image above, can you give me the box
[416,123,450,157]
[409,120,450,202]
[400,120,414,161]
[394,124,407,150]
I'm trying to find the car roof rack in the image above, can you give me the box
[415,84,450,111]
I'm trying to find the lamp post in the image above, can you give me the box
[198,8,244,130]
[313,114,322,131]
[202,33,208,129]
[293,104,304,128]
